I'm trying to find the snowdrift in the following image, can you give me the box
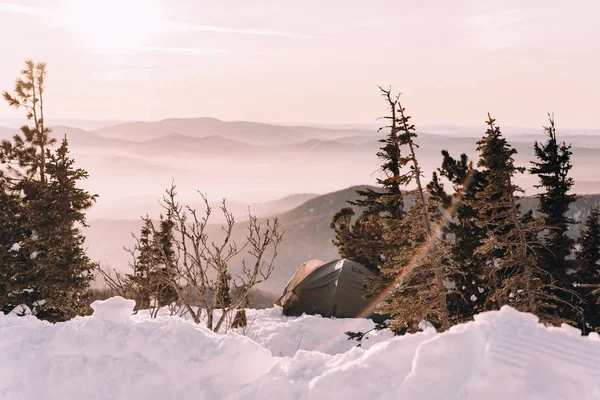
[1,297,600,399]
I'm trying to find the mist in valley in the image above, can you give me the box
[3,118,600,293]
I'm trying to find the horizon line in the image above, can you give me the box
[1,116,600,134]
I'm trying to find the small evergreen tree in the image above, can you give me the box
[576,207,600,330]
[131,216,156,311]
[151,213,178,307]
[129,214,180,312]
[215,270,232,308]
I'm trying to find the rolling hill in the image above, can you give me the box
[92,117,313,144]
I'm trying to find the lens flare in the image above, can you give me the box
[355,168,477,319]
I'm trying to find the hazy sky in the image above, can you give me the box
[0,0,599,128]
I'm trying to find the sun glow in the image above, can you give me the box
[58,0,166,54]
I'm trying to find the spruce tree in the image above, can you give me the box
[375,97,450,332]
[0,180,31,313]
[473,114,569,324]
[331,209,387,275]
[151,213,178,307]
[529,114,576,280]
[428,151,488,322]
[376,195,451,333]
[32,137,97,321]
[1,61,97,321]
[1,61,54,314]
[131,216,156,311]
[331,87,407,276]
[155,213,176,268]
[129,214,180,311]
[576,207,600,330]
[215,270,232,308]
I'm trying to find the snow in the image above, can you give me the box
[8,304,32,316]
[1,297,600,399]
[9,242,20,252]
[242,308,393,356]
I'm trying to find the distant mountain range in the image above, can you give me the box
[2,116,600,220]
[92,117,313,145]
[2,116,599,295]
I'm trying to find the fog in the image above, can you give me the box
[2,118,600,291]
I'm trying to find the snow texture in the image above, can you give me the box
[1,297,600,399]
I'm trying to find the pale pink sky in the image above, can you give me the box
[0,0,599,128]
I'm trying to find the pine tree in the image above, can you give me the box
[1,61,55,185]
[0,179,31,313]
[375,97,450,332]
[428,151,488,323]
[31,137,97,321]
[331,87,407,275]
[155,213,176,268]
[353,87,405,219]
[129,214,180,311]
[131,216,156,311]
[215,270,232,308]
[472,114,569,324]
[576,207,600,330]
[151,213,178,307]
[331,209,387,275]
[1,61,97,321]
[1,61,54,315]
[376,196,451,333]
[529,114,576,283]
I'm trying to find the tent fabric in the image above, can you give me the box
[275,259,377,319]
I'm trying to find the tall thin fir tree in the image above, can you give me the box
[1,61,54,185]
[331,87,407,278]
[529,114,577,310]
[131,216,156,311]
[575,207,600,330]
[375,96,450,332]
[151,213,178,307]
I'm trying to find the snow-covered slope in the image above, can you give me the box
[1,297,599,399]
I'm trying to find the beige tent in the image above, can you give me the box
[275,259,381,319]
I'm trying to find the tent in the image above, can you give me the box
[275,259,381,319]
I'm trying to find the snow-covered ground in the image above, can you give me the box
[1,297,600,399]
